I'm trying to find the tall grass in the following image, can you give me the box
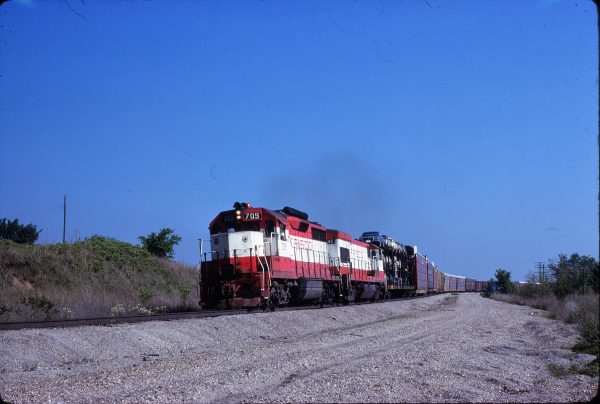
[492,293,598,335]
[0,238,200,322]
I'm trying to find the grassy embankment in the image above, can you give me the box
[491,292,599,377]
[0,237,199,322]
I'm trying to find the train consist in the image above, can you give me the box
[199,203,487,309]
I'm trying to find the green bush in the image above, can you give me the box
[138,285,154,302]
[151,305,168,314]
[138,228,181,258]
[111,304,126,317]
[22,295,53,311]
[580,359,599,377]
[130,304,153,315]
[547,363,567,378]
[0,218,41,244]
[179,285,191,302]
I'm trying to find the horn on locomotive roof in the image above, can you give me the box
[282,206,309,220]
[233,202,251,210]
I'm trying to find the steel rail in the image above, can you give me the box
[0,293,441,331]
[0,310,246,331]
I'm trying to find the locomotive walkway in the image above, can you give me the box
[0,293,596,402]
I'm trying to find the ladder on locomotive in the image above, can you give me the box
[254,243,272,294]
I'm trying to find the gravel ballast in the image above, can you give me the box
[0,293,597,402]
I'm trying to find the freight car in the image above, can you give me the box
[357,232,418,297]
[441,274,465,292]
[200,203,483,309]
[357,233,443,297]
[466,279,489,292]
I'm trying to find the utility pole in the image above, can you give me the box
[63,194,67,244]
[543,263,546,282]
[534,261,546,283]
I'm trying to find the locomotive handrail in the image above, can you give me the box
[255,245,266,292]
[329,257,341,275]
[259,244,272,287]
[292,244,298,274]
[264,246,272,288]
[201,250,221,262]
[254,244,272,292]
[197,238,204,303]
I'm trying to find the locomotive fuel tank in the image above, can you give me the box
[359,284,380,300]
[296,279,323,301]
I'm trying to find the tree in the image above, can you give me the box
[138,228,181,258]
[495,268,512,293]
[549,253,599,297]
[0,218,41,244]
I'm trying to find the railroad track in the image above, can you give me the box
[0,310,248,331]
[0,294,429,331]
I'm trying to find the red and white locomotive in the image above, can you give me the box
[200,203,386,309]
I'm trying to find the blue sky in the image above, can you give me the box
[0,0,597,281]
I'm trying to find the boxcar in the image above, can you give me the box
[427,260,435,292]
[415,254,428,294]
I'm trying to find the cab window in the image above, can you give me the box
[265,220,275,237]
[279,223,287,240]
[340,247,350,263]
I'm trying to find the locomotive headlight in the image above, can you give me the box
[235,210,241,220]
